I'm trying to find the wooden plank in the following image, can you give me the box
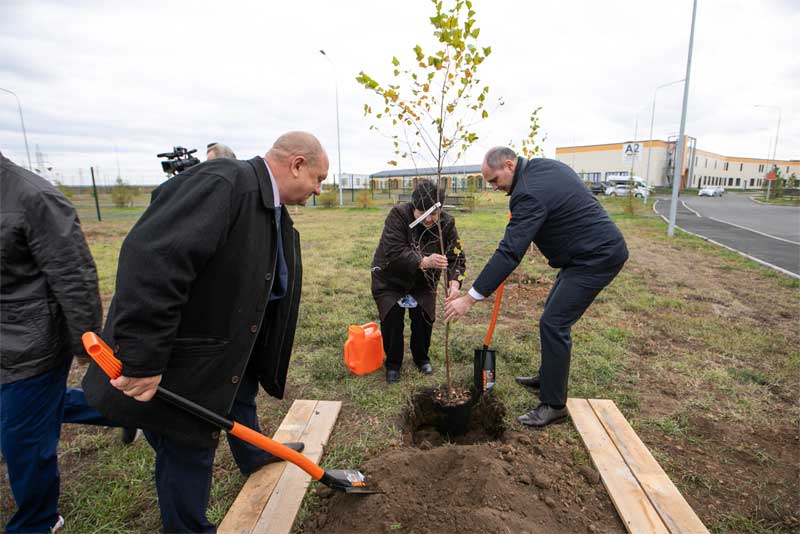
[589,399,709,534]
[252,400,342,534]
[218,400,319,534]
[567,398,670,534]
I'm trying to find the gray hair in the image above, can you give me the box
[207,143,236,160]
[484,146,517,169]
[268,131,325,166]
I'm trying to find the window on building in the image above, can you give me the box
[739,163,744,171]
[735,178,740,186]
[714,161,717,169]
[787,166,791,173]
[695,156,698,165]
[724,162,729,171]
[704,158,708,168]
[758,164,765,172]
[728,178,733,186]
[750,179,754,186]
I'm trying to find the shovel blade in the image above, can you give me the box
[321,469,380,494]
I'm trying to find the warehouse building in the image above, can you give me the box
[556,139,799,189]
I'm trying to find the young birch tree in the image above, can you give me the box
[356,0,498,398]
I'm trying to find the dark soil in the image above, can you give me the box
[304,390,624,534]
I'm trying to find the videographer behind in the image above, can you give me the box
[206,142,236,160]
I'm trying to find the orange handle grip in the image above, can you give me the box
[82,332,123,379]
[230,422,325,480]
[483,281,505,347]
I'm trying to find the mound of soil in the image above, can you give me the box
[304,430,625,534]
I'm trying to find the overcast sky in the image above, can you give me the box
[1,0,797,185]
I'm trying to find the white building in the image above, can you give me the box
[556,139,799,189]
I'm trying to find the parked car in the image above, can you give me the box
[698,186,724,197]
[605,184,647,198]
[588,181,607,195]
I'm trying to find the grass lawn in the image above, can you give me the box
[1,198,797,533]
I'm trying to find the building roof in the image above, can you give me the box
[556,140,798,166]
[370,164,481,178]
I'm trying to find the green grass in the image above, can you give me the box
[2,199,797,533]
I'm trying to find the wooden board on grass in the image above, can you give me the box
[588,399,709,534]
[567,398,670,534]
[218,400,341,534]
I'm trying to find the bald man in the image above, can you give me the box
[82,132,329,533]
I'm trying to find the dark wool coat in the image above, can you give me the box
[82,157,302,447]
[371,203,465,321]
[0,153,102,384]
[473,157,628,297]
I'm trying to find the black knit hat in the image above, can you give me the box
[411,180,446,211]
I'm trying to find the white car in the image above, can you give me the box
[698,186,724,197]
[605,184,647,198]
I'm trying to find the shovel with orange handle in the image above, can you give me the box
[82,332,377,494]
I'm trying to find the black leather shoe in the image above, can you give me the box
[515,375,541,390]
[417,363,433,375]
[264,441,304,465]
[120,427,140,444]
[517,404,568,428]
[386,369,400,383]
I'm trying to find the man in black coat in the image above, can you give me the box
[1,153,111,533]
[82,132,328,532]
[445,147,628,427]
[371,180,466,383]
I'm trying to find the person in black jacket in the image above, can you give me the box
[0,152,115,533]
[371,180,466,383]
[82,132,328,533]
[445,147,628,427]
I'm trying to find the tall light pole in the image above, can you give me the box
[754,104,781,201]
[668,0,698,237]
[645,79,684,185]
[0,87,33,170]
[319,49,344,207]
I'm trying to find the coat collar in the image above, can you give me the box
[248,156,275,209]
[508,156,529,195]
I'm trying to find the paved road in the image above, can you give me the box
[653,194,800,277]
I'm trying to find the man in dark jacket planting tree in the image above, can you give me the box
[445,147,628,428]
[371,180,466,384]
[82,132,328,533]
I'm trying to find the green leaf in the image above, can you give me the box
[481,110,488,119]
[387,160,398,166]
[414,45,424,61]
[483,46,492,56]
[471,28,480,38]
[392,56,400,67]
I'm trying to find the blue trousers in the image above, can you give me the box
[144,371,270,533]
[538,263,624,407]
[0,356,119,533]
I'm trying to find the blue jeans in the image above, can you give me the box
[144,371,270,533]
[0,356,118,533]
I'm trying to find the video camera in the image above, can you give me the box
[157,146,200,176]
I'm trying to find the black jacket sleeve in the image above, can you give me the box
[472,192,547,297]
[111,176,233,377]
[381,207,422,274]
[25,190,102,356]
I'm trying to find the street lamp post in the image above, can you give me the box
[319,49,344,207]
[645,79,684,185]
[0,87,33,170]
[668,0,698,237]
[754,104,781,201]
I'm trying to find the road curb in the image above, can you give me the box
[652,199,799,280]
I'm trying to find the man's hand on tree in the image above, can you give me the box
[110,374,162,402]
[420,254,448,270]
[448,280,461,297]
[445,293,476,322]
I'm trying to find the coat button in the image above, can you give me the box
[265,273,272,281]
[231,375,240,384]
[250,324,258,333]
[211,431,220,439]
